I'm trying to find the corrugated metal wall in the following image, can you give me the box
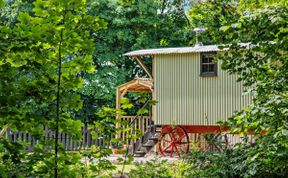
[154,53,251,126]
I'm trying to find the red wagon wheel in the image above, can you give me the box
[199,132,228,152]
[159,126,189,158]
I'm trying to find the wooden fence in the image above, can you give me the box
[3,125,112,151]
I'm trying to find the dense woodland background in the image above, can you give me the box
[0,0,287,177]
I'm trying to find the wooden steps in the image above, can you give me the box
[129,125,161,157]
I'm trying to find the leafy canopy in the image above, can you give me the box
[0,0,108,177]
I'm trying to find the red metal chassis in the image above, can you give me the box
[161,125,230,134]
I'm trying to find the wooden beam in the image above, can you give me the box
[118,81,138,91]
[138,82,153,90]
[118,80,153,92]
[127,89,151,93]
[116,88,121,110]
[121,88,128,98]
[117,79,137,90]
[152,56,155,122]
[135,56,153,79]
[152,56,155,78]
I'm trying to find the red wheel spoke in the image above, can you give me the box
[170,146,174,157]
[159,126,189,157]
[176,142,188,153]
[175,134,186,143]
[162,138,171,143]
[168,132,176,141]
[173,145,180,157]
[162,144,172,152]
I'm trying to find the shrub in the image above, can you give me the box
[128,159,174,178]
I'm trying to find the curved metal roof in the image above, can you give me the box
[123,45,221,56]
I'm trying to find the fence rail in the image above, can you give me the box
[2,125,111,151]
[119,116,151,144]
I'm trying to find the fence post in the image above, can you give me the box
[87,128,90,148]
[6,128,11,141]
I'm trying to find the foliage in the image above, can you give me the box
[78,0,192,122]
[187,1,288,177]
[0,0,286,177]
[187,0,240,44]
[128,143,284,178]
[128,159,174,178]
[184,149,240,178]
[92,96,156,177]
[128,152,237,178]
[218,3,288,177]
[0,0,112,177]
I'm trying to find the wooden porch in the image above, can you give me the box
[115,78,158,156]
[116,77,153,107]
[116,77,154,130]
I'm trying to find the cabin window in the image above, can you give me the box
[200,53,217,77]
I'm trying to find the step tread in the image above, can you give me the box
[142,140,156,147]
[149,137,159,140]
[134,154,145,157]
[135,150,146,154]
[156,128,162,132]
[142,144,154,147]
[154,133,160,137]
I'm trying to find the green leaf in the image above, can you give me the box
[220,25,230,32]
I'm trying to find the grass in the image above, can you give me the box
[113,163,136,174]
[97,163,136,177]
[98,163,135,177]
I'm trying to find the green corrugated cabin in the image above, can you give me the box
[116,42,253,157]
[117,45,251,126]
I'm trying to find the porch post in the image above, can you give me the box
[116,87,121,139]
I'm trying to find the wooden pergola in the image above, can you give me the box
[116,77,153,111]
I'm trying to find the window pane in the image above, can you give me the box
[202,57,208,63]
[202,55,215,64]
[201,53,217,76]
[208,57,213,63]
[208,64,214,72]
[202,64,208,73]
